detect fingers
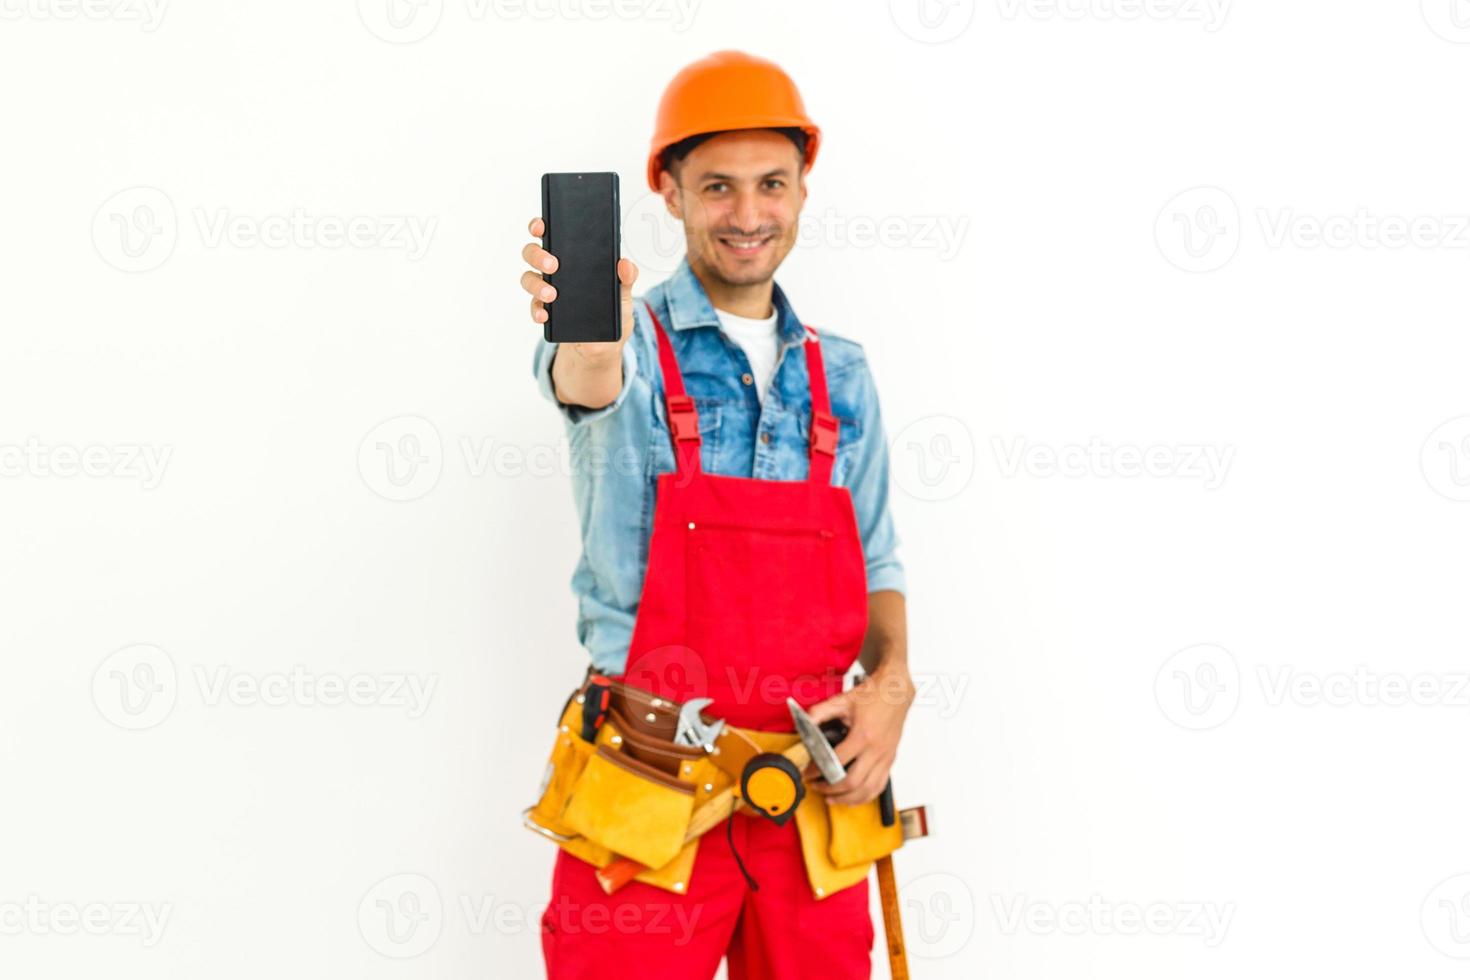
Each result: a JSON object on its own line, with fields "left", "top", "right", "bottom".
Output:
{"left": 520, "top": 269, "right": 556, "bottom": 301}
{"left": 803, "top": 692, "right": 854, "bottom": 728}
{"left": 830, "top": 725, "right": 869, "bottom": 768}
{"left": 522, "top": 220, "right": 558, "bottom": 328}
{"left": 522, "top": 240, "right": 558, "bottom": 276}
{"left": 815, "top": 753, "right": 892, "bottom": 806}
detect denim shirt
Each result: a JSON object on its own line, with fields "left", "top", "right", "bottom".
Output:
{"left": 532, "top": 257, "right": 905, "bottom": 674}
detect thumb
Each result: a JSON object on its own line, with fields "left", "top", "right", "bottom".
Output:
{"left": 617, "top": 258, "right": 639, "bottom": 344}
{"left": 802, "top": 693, "right": 852, "bottom": 728}
{"left": 618, "top": 257, "right": 639, "bottom": 293}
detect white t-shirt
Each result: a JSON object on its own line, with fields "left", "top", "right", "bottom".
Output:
{"left": 714, "top": 307, "right": 781, "bottom": 404}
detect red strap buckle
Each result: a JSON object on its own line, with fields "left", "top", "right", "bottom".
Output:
{"left": 666, "top": 394, "right": 701, "bottom": 443}
{"left": 810, "top": 410, "right": 839, "bottom": 456}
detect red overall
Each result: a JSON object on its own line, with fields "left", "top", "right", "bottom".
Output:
{"left": 540, "top": 302, "right": 874, "bottom": 979}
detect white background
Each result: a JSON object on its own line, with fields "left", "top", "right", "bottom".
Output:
{"left": 2, "top": 0, "right": 1469, "bottom": 977}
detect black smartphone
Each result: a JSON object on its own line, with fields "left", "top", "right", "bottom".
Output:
{"left": 540, "top": 172, "right": 620, "bottom": 344}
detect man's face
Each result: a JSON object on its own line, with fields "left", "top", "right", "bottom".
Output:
{"left": 659, "top": 129, "right": 808, "bottom": 288}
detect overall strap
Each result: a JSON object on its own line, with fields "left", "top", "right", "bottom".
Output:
{"left": 644, "top": 300, "right": 839, "bottom": 484}
{"left": 644, "top": 301, "right": 702, "bottom": 477}
{"left": 803, "top": 326, "right": 839, "bottom": 486}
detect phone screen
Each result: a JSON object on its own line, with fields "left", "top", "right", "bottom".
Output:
{"left": 541, "top": 172, "right": 620, "bottom": 344}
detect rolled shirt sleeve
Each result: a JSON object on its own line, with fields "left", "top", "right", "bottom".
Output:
{"left": 531, "top": 317, "right": 640, "bottom": 426}
{"left": 844, "top": 360, "right": 906, "bottom": 596}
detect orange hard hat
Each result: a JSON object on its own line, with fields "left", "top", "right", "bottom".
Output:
{"left": 646, "top": 50, "right": 821, "bottom": 192}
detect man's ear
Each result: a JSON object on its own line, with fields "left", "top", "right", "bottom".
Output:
{"left": 658, "top": 169, "right": 682, "bottom": 219}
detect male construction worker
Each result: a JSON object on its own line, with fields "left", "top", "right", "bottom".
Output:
{"left": 520, "top": 51, "right": 913, "bottom": 978}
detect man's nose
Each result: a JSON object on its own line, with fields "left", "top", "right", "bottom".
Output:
{"left": 730, "top": 188, "right": 765, "bottom": 232}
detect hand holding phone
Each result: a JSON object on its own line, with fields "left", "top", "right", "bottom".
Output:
{"left": 521, "top": 174, "right": 639, "bottom": 408}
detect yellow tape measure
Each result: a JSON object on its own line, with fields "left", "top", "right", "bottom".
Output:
{"left": 739, "top": 752, "right": 805, "bottom": 824}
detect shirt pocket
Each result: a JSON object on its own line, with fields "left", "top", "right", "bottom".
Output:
{"left": 645, "top": 399, "right": 723, "bottom": 479}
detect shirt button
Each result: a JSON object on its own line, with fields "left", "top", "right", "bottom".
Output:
{"left": 760, "top": 432, "right": 771, "bottom": 444}
{"left": 741, "top": 373, "right": 753, "bottom": 386}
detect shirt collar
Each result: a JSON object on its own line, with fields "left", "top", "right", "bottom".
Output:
{"left": 663, "top": 256, "right": 807, "bottom": 347}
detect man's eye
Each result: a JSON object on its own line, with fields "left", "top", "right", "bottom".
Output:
{"left": 765, "top": 179, "right": 785, "bottom": 190}
{"left": 705, "top": 182, "right": 728, "bottom": 193}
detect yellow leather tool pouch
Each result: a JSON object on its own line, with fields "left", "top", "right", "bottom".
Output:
{"left": 793, "top": 791, "right": 905, "bottom": 901}
{"left": 525, "top": 680, "right": 906, "bottom": 901}
{"left": 606, "top": 706, "right": 705, "bottom": 777}
{"left": 827, "top": 797, "right": 904, "bottom": 868}
{"left": 561, "top": 743, "right": 695, "bottom": 871}
{"left": 524, "top": 698, "right": 595, "bottom": 840}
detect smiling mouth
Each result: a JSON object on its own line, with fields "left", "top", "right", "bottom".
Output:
{"left": 718, "top": 234, "right": 775, "bottom": 254}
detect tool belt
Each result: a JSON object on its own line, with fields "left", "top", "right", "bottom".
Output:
{"left": 523, "top": 672, "right": 905, "bottom": 899}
